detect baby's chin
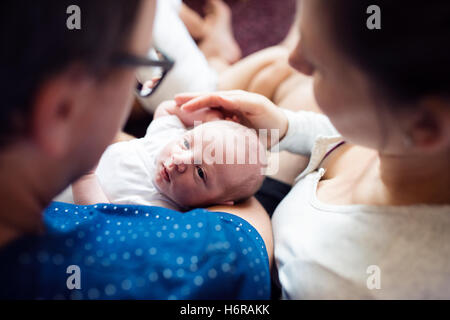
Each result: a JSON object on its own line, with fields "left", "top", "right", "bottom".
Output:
{"left": 153, "top": 166, "right": 220, "bottom": 209}
{"left": 152, "top": 173, "right": 188, "bottom": 208}
{"left": 153, "top": 164, "right": 172, "bottom": 197}
{"left": 152, "top": 173, "right": 164, "bottom": 193}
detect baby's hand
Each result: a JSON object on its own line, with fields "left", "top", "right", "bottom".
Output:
{"left": 224, "top": 115, "right": 240, "bottom": 123}
{"left": 180, "top": 107, "right": 225, "bottom": 127}
{"left": 201, "top": 108, "right": 225, "bottom": 122}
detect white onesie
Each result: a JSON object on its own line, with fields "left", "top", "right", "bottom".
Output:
{"left": 95, "top": 115, "right": 186, "bottom": 210}
{"left": 54, "top": 115, "right": 186, "bottom": 210}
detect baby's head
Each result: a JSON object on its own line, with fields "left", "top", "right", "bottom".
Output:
{"left": 154, "top": 120, "right": 267, "bottom": 208}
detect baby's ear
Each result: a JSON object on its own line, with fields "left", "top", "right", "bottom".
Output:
{"left": 219, "top": 200, "right": 234, "bottom": 206}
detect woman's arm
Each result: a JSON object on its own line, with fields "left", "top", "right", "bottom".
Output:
{"left": 72, "top": 172, "right": 109, "bottom": 205}
{"left": 208, "top": 197, "right": 273, "bottom": 268}
{"left": 274, "top": 109, "right": 339, "bottom": 156}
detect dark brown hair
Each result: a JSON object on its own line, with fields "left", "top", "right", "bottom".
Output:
{"left": 0, "top": 0, "right": 142, "bottom": 144}
{"left": 322, "top": 0, "right": 450, "bottom": 104}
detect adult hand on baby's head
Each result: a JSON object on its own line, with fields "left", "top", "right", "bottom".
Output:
{"left": 175, "top": 90, "right": 288, "bottom": 148}
{"left": 155, "top": 99, "right": 225, "bottom": 128}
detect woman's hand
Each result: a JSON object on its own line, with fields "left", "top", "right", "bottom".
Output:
{"left": 175, "top": 90, "right": 289, "bottom": 148}
{"left": 154, "top": 100, "right": 224, "bottom": 127}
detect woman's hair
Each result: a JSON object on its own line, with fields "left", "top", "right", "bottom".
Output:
{"left": 0, "top": 0, "right": 142, "bottom": 145}
{"left": 321, "top": 0, "right": 450, "bottom": 104}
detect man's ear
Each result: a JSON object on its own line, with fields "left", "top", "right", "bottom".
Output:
{"left": 31, "top": 66, "right": 91, "bottom": 158}
{"left": 409, "top": 98, "right": 450, "bottom": 153}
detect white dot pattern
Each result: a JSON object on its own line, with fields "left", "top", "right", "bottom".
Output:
{"left": 5, "top": 203, "right": 270, "bottom": 299}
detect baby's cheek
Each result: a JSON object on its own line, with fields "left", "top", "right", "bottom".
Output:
{"left": 185, "top": 187, "right": 205, "bottom": 203}
{"left": 176, "top": 187, "right": 210, "bottom": 207}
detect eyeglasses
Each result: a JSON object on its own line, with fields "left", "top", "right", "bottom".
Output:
{"left": 113, "top": 47, "right": 174, "bottom": 97}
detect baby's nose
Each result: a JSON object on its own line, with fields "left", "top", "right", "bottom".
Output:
{"left": 175, "top": 162, "right": 187, "bottom": 173}
{"left": 171, "top": 152, "right": 191, "bottom": 173}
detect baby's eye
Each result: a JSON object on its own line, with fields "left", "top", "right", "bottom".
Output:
{"left": 183, "top": 139, "right": 190, "bottom": 149}
{"left": 196, "top": 167, "right": 205, "bottom": 181}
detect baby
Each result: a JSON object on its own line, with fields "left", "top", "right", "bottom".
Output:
{"left": 71, "top": 101, "right": 267, "bottom": 211}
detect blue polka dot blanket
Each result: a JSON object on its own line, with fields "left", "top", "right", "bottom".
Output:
{"left": 0, "top": 202, "right": 270, "bottom": 299}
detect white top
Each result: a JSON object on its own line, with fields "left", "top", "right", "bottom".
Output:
{"left": 272, "top": 109, "right": 450, "bottom": 299}
{"left": 95, "top": 115, "right": 186, "bottom": 210}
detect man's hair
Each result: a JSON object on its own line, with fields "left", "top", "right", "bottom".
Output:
{"left": 0, "top": 0, "right": 142, "bottom": 146}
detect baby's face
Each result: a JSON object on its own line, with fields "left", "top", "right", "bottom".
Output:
{"left": 154, "top": 121, "right": 265, "bottom": 208}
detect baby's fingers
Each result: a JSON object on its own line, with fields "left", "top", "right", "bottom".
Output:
{"left": 232, "top": 115, "right": 240, "bottom": 123}
{"left": 225, "top": 115, "right": 240, "bottom": 123}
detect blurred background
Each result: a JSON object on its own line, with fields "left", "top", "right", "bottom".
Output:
{"left": 125, "top": 0, "right": 298, "bottom": 138}
{"left": 184, "top": 0, "right": 296, "bottom": 57}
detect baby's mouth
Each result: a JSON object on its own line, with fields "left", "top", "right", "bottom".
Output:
{"left": 161, "top": 163, "right": 171, "bottom": 183}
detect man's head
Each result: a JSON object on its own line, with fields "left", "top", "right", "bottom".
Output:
{"left": 154, "top": 121, "right": 267, "bottom": 208}
{"left": 0, "top": 0, "right": 157, "bottom": 232}
{"left": 0, "top": 0, "right": 155, "bottom": 182}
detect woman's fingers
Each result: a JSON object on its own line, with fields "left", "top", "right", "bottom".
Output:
{"left": 174, "top": 92, "right": 209, "bottom": 106}
{"left": 179, "top": 93, "right": 238, "bottom": 113}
